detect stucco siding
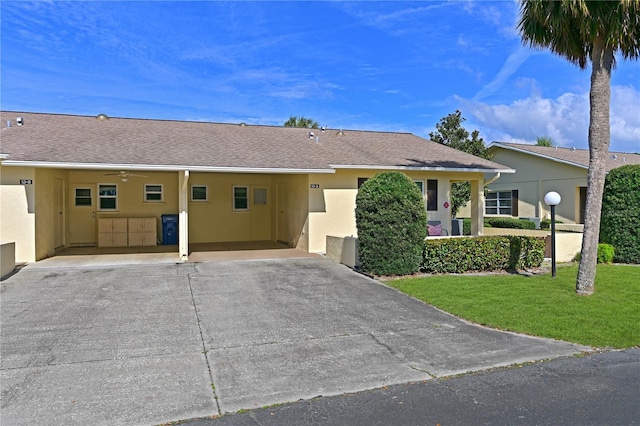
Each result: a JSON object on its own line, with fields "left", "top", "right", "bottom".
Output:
{"left": 35, "top": 168, "right": 69, "bottom": 260}
{"left": 488, "top": 149, "right": 587, "bottom": 223}
{"left": 307, "top": 169, "right": 481, "bottom": 253}
{"left": 188, "top": 173, "right": 273, "bottom": 243}
{"left": 0, "top": 165, "right": 36, "bottom": 263}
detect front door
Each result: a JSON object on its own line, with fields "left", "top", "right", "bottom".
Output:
{"left": 53, "top": 178, "right": 65, "bottom": 248}
{"left": 69, "top": 185, "right": 96, "bottom": 245}
{"left": 251, "top": 186, "right": 271, "bottom": 240}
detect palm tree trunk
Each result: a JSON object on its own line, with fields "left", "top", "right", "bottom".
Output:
{"left": 576, "top": 36, "right": 614, "bottom": 295}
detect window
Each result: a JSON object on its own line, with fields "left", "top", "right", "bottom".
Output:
{"left": 254, "top": 188, "right": 267, "bottom": 205}
{"left": 98, "top": 184, "right": 117, "bottom": 210}
{"left": 144, "top": 184, "right": 163, "bottom": 202}
{"left": 426, "top": 180, "right": 438, "bottom": 211}
{"left": 233, "top": 186, "right": 249, "bottom": 211}
{"left": 75, "top": 188, "right": 92, "bottom": 206}
{"left": 191, "top": 185, "right": 208, "bottom": 201}
{"left": 485, "top": 190, "right": 518, "bottom": 216}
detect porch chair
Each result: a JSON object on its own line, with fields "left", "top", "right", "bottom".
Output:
{"left": 427, "top": 220, "right": 449, "bottom": 236}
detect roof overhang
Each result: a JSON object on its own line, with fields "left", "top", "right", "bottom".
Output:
{"left": 0, "top": 160, "right": 336, "bottom": 174}
{"left": 489, "top": 142, "right": 589, "bottom": 170}
{"left": 330, "top": 164, "right": 515, "bottom": 174}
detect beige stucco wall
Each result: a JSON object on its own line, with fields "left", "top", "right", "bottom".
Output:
{"left": 307, "top": 169, "right": 485, "bottom": 253}
{"left": 67, "top": 170, "right": 179, "bottom": 245}
{"left": 188, "top": 172, "right": 273, "bottom": 243}
{"left": 0, "top": 165, "right": 36, "bottom": 263}
{"left": 487, "top": 149, "right": 587, "bottom": 223}
{"left": 35, "top": 168, "right": 69, "bottom": 260}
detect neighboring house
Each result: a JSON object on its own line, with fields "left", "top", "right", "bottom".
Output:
{"left": 480, "top": 142, "right": 640, "bottom": 225}
{"left": 0, "top": 111, "right": 513, "bottom": 263}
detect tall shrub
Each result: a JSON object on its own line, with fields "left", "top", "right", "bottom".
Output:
{"left": 600, "top": 165, "right": 640, "bottom": 263}
{"left": 355, "top": 172, "right": 427, "bottom": 275}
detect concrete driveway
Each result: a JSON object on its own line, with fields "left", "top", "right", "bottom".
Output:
{"left": 1, "top": 257, "right": 589, "bottom": 426}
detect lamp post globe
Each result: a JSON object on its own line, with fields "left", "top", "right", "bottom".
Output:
{"left": 544, "top": 191, "right": 561, "bottom": 206}
{"left": 544, "top": 191, "right": 561, "bottom": 278}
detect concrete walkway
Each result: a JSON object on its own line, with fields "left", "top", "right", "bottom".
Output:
{"left": 1, "top": 258, "right": 590, "bottom": 426}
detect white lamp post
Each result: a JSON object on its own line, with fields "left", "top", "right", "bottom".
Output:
{"left": 544, "top": 191, "right": 562, "bottom": 278}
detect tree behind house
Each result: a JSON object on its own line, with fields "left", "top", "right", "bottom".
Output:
{"left": 536, "top": 137, "right": 554, "bottom": 147}
{"left": 518, "top": 0, "right": 640, "bottom": 295}
{"left": 284, "top": 116, "right": 319, "bottom": 129}
{"left": 429, "top": 110, "right": 490, "bottom": 217}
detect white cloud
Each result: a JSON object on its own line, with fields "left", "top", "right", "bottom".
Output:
{"left": 457, "top": 85, "right": 640, "bottom": 153}
{"left": 473, "top": 46, "right": 533, "bottom": 100}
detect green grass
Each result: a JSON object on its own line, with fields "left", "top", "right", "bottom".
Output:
{"left": 388, "top": 264, "right": 640, "bottom": 349}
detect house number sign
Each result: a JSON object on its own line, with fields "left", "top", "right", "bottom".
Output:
{"left": 310, "top": 184, "right": 320, "bottom": 189}
{"left": 20, "top": 179, "right": 33, "bottom": 185}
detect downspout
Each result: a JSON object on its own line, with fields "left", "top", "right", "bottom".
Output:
{"left": 179, "top": 170, "right": 189, "bottom": 261}
{"left": 484, "top": 172, "right": 501, "bottom": 186}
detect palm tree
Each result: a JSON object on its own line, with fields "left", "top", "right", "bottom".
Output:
{"left": 284, "top": 116, "right": 319, "bottom": 129}
{"left": 536, "top": 136, "right": 553, "bottom": 147}
{"left": 518, "top": 1, "right": 639, "bottom": 295}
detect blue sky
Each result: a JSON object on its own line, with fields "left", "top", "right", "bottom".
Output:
{"left": 2, "top": 1, "right": 639, "bottom": 152}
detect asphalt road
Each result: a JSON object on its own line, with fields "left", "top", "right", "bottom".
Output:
{"left": 181, "top": 348, "right": 640, "bottom": 426}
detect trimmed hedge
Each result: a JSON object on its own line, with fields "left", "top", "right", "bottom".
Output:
{"left": 422, "top": 236, "right": 545, "bottom": 273}
{"left": 461, "top": 218, "right": 535, "bottom": 235}
{"left": 355, "top": 172, "right": 427, "bottom": 276}
{"left": 600, "top": 165, "right": 640, "bottom": 264}
{"left": 485, "top": 217, "right": 536, "bottom": 229}
{"left": 540, "top": 218, "right": 564, "bottom": 230}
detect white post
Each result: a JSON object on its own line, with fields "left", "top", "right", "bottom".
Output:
{"left": 178, "top": 170, "right": 190, "bottom": 261}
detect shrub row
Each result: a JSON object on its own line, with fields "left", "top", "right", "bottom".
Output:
{"left": 574, "top": 243, "right": 615, "bottom": 264}
{"left": 462, "top": 217, "right": 536, "bottom": 235}
{"left": 422, "top": 236, "right": 545, "bottom": 274}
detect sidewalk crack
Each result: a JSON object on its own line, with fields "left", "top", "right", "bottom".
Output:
{"left": 187, "top": 273, "right": 221, "bottom": 416}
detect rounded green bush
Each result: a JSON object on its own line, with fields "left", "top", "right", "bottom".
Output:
{"left": 355, "top": 172, "right": 427, "bottom": 276}
{"left": 600, "top": 165, "right": 640, "bottom": 264}
{"left": 575, "top": 243, "right": 616, "bottom": 264}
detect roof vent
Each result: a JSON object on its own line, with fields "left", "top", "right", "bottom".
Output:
{"left": 16, "top": 117, "right": 23, "bottom": 126}
{"left": 571, "top": 147, "right": 576, "bottom": 151}
{"left": 96, "top": 113, "right": 109, "bottom": 120}
{"left": 612, "top": 154, "right": 618, "bottom": 160}
{"left": 6, "top": 121, "right": 11, "bottom": 128}
{"left": 623, "top": 156, "right": 626, "bottom": 162}
{"left": 239, "top": 122, "right": 247, "bottom": 127}
{"left": 336, "top": 129, "right": 345, "bottom": 136}
{"left": 321, "top": 126, "right": 326, "bottom": 132}
{"left": 309, "top": 131, "right": 314, "bottom": 139}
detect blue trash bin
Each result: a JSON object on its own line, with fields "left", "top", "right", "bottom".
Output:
{"left": 161, "top": 214, "right": 179, "bottom": 245}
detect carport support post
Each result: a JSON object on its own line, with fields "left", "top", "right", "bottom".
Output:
{"left": 470, "top": 179, "right": 484, "bottom": 236}
{"left": 179, "top": 170, "right": 190, "bottom": 261}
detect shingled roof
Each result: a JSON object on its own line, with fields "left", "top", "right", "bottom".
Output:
{"left": 490, "top": 142, "right": 640, "bottom": 172}
{"left": 1, "top": 111, "right": 512, "bottom": 173}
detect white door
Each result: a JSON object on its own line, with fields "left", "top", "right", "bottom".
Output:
{"left": 69, "top": 185, "right": 96, "bottom": 245}
{"left": 276, "top": 183, "right": 289, "bottom": 244}
{"left": 54, "top": 178, "right": 65, "bottom": 248}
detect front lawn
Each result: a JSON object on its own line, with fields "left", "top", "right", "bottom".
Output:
{"left": 388, "top": 264, "right": 640, "bottom": 349}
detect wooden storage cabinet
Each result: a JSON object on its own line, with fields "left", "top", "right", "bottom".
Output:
{"left": 97, "top": 217, "right": 157, "bottom": 247}
{"left": 127, "top": 217, "right": 157, "bottom": 247}
{"left": 98, "top": 218, "right": 128, "bottom": 247}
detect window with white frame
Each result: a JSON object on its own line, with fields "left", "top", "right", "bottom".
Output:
{"left": 75, "top": 188, "right": 92, "bottom": 206}
{"left": 191, "top": 185, "right": 208, "bottom": 201}
{"left": 144, "top": 184, "right": 163, "bottom": 202}
{"left": 98, "top": 184, "right": 117, "bottom": 210}
{"left": 233, "top": 186, "right": 249, "bottom": 211}
{"left": 485, "top": 191, "right": 515, "bottom": 215}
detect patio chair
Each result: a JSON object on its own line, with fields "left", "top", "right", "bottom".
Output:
{"left": 427, "top": 220, "right": 449, "bottom": 236}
